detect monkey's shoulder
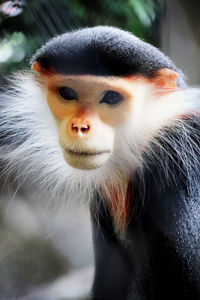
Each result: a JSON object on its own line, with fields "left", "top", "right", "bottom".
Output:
{"left": 144, "top": 115, "right": 200, "bottom": 181}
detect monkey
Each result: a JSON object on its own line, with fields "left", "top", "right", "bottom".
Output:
{"left": 0, "top": 26, "right": 200, "bottom": 300}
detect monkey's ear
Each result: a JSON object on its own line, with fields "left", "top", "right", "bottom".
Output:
{"left": 32, "top": 61, "right": 44, "bottom": 73}
{"left": 32, "top": 61, "right": 54, "bottom": 76}
{"left": 152, "top": 68, "right": 178, "bottom": 89}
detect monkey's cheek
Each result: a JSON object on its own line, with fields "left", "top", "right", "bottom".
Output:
{"left": 62, "top": 151, "right": 111, "bottom": 170}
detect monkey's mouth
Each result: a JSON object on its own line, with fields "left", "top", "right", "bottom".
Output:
{"left": 65, "top": 148, "right": 111, "bottom": 157}
{"left": 63, "top": 148, "right": 112, "bottom": 170}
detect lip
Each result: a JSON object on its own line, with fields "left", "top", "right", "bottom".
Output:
{"left": 65, "top": 148, "right": 111, "bottom": 157}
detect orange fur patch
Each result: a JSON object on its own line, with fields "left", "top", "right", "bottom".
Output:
{"left": 101, "top": 179, "right": 132, "bottom": 235}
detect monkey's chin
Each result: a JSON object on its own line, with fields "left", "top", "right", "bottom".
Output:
{"left": 62, "top": 149, "right": 111, "bottom": 170}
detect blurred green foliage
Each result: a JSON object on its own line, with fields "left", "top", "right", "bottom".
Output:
{"left": 0, "top": 0, "right": 165, "bottom": 74}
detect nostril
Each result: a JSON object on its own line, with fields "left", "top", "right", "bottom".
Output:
{"left": 81, "top": 125, "right": 90, "bottom": 133}
{"left": 72, "top": 123, "right": 78, "bottom": 133}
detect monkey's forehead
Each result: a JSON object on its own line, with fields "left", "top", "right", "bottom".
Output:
{"left": 31, "top": 26, "right": 184, "bottom": 86}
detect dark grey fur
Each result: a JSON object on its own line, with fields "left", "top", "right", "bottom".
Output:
{"left": 31, "top": 26, "right": 185, "bottom": 87}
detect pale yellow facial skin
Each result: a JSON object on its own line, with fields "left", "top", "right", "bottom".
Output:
{"left": 46, "top": 74, "right": 135, "bottom": 170}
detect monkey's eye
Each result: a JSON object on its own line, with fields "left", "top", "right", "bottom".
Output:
{"left": 100, "top": 90, "right": 123, "bottom": 105}
{"left": 59, "top": 87, "right": 78, "bottom": 101}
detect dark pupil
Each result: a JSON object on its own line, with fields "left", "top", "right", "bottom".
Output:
{"left": 100, "top": 90, "right": 123, "bottom": 105}
{"left": 59, "top": 87, "right": 77, "bottom": 100}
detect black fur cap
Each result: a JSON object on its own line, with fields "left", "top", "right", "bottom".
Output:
{"left": 31, "top": 26, "right": 185, "bottom": 87}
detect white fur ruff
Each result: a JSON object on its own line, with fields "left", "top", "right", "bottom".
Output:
{"left": 0, "top": 72, "right": 200, "bottom": 212}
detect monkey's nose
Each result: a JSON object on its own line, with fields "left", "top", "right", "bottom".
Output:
{"left": 68, "top": 118, "right": 91, "bottom": 137}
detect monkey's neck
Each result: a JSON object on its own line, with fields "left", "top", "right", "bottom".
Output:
{"left": 100, "top": 175, "right": 131, "bottom": 236}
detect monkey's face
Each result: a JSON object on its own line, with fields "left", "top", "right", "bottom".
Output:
{"left": 32, "top": 60, "right": 178, "bottom": 171}
{"left": 46, "top": 75, "right": 135, "bottom": 170}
